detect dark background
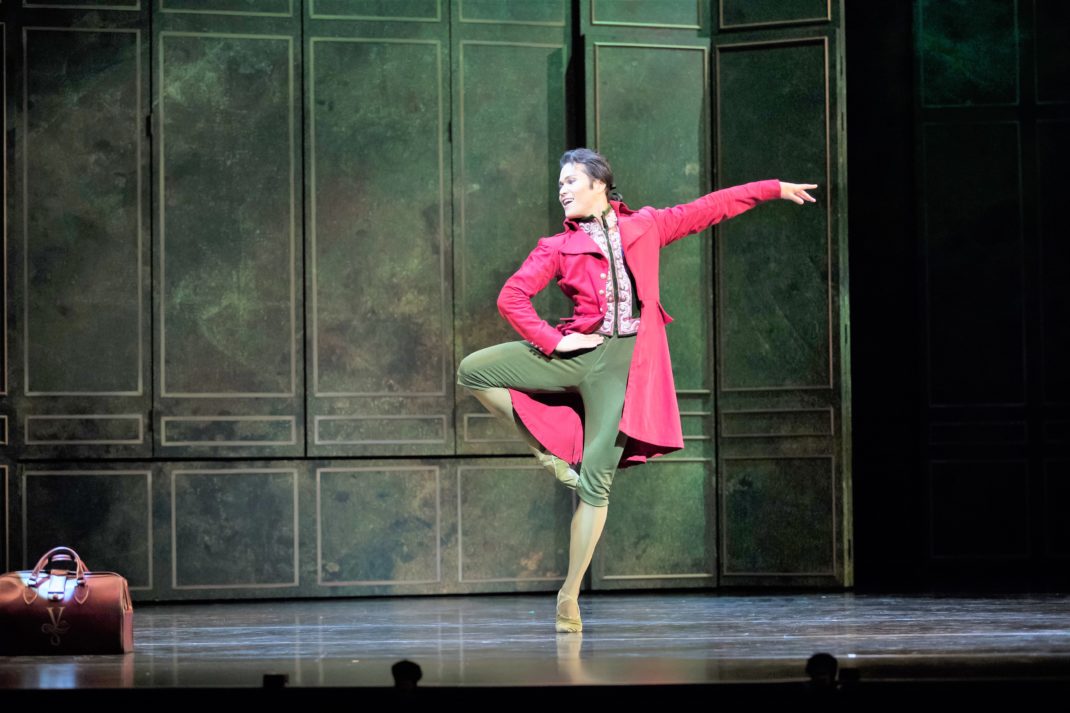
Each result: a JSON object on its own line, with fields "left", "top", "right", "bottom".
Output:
{"left": 1, "top": 0, "right": 1067, "bottom": 598}
{"left": 847, "top": 0, "right": 1070, "bottom": 591}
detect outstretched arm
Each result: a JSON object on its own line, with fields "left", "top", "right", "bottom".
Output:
{"left": 652, "top": 179, "right": 818, "bottom": 248}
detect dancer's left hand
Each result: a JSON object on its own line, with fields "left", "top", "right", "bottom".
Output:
{"left": 780, "top": 181, "right": 818, "bottom": 204}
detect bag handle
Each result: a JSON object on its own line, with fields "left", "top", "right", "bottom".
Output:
{"left": 28, "top": 546, "right": 87, "bottom": 586}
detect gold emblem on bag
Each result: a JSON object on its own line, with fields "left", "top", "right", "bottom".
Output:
{"left": 42, "top": 606, "right": 70, "bottom": 646}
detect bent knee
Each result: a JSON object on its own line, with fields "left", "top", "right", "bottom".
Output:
{"left": 456, "top": 353, "right": 483, "bottom": 389}
{"left": 577, "top": 474, "right": 611, "bottom": 508}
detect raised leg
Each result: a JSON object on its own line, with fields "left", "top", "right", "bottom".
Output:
{"left": 467, "top": 385, "right": 542, "bottom": 451}
{"left": 457, "top": 342, "right": 584, "bottom": 485}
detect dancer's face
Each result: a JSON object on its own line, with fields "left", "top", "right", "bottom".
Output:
{"left": 558, "top": 162, "right": 607, "bottom": 220}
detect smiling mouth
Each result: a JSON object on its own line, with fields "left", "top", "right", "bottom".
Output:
{"left": 561, "top": 198, "right": 573, "bottom": 208}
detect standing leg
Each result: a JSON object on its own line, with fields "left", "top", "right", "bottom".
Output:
{"left": 556, "top": 336, "right": 635, "bottom": 632}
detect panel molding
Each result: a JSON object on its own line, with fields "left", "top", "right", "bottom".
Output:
{"left": 309, "top": 0, "right": 442, "bottom": 22}
{"left": 720, "top": 407, "right": 834, "bottom": 438}
{"left": 158, "top": 32, "right": 297, "bottom": 399}
{"left": 592, "top": 41, "right": 709, "bottom": 151}
{"left": 160, "top": 415, "right": 297, "bottom": 446}
{"left": 315, "top": 465, "right": 442, "bottom": 586}
{"left": 597, "top": 459, "right": 715, "bottom": 583}
{"left": 455, "top": 37, "right": 567, "bottom": 323}
{"left": 601, "top": 572, "right": 713, "bottom": 580}
{"left": 458, "top": 0, "right": 565, "bottom": 27}
{"left": 170, "top": 467, "right": 299, "bottom": 589}
{"left": 591, "top": 0, "right": 701, "bottom": 30}
{"left": 24, "top": 414, "right": 144, "bottom": 445}
{"left": 24, "top": 1, "right": 139, "bottom": 8}
{"left": 159, "top": 0, "right": 293, "bottom": 17}
{"left": 314, "top": 415, "right": 447, "bottom": 445}
{"left": 462, "top": 413, "right": 521, "bottom": 444}
{"left": 720, "top": 454, "right": 837, "bottom": 576}
{"left": 22, "top": 26, "right": 145, "bottom": 397}
{"left": 21, "top": 469, "right": 153, "bottom": 590}
{"left": 456, "top": 465, "right": 570, "bottom": 583}
{"left": 308, "top": 36, "right": 447, "bottom": 398}
{"left": 715, "top": 36, "right": 833, "bottom": 392}
{"left": 718, "top": 0, "right": 831, "bottom": 30}
{"left": 680, "top": 410, "right": 713, "bottom": 442}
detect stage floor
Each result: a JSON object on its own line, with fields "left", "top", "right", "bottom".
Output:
{"left": 2, "top": 592, "right": 1069, "bottom": 689}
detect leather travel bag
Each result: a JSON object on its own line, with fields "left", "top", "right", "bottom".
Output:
{"left": 0, "top": 546, "right": 134, "bottom": 655}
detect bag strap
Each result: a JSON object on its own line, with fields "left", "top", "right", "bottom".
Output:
{"left": 28, "top": 546, "right": 87, "bottom": 587}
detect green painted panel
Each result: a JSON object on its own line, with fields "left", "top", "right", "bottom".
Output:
{"left": 24, "top": 0, "right": 138, "bottom": 7}
{"left": 171, "top": 468, "right": 297, "bottom": 587}
{"left": 591, "top": 0, "right": 700, "bottom": 27}
{"left": 160, "top": 0, "right": 292, "bottom": 14}
{"left": 457, "top": 465, "right": 572, "bottom": 581}
{"left": 310, "top": 38, "right": 445, "bottom": 396}
{"left": 1039, "top": 121, "right": 1069, "bottom": 403}
{"left": 462, "top": 412, "right": 519, "bottom": 444}
{"left": 25, "top": 415, "right": 143, "bottom": 445}
{"left": 680, "top": 411, "right": 710, "bottom": 439}
{"left": 314, "top": 416, "right": 446, "bottom": 445}
{"left": 460, "top": 0, "right": 565, "bottom": 24}
{"left": 24, "top": 28, "right": 142, "bottom": 394}
{"left": 722, "top": 457, "right": 834, "bottom": 574}
{"left": 310, "top": 0, "right": 439, "bottom": 20}
{"left": 721, "top": 409, "right": 832, "bottom": 437}
{"left": 923, "top": 122, "right": 1023, "bottom": 405}
{"left": 455, "top": 41, "right": 570, "bottom": 353}
{"left": 1036, "top": 1, "right": 1070, "bottom": 103}
{"left": 454, "top": 38, "right": 570, "bottom": 454}
{"left": 593, "top": 43, "right": 710, "bottom": 391}
{"left": 918, "top": 0, "right": 1018, "bottom": 106}
{"left": 160, "top": 34, "right": 295, "bottom": 396}
{"left": 931, "top": 461, "right": 1029, "bottom": 557}
{"left": 718, "top": 42, "right": 828, "bottom": 390}
{"left": 720, "top": 0, "right": 827, "bottom": 27}
{"left": 317, "top": 467, "right": 439, "bottom": 584}
{"left": 21, "top": 469, "right": 152, "bottom": 587}
{"left": 160, "top": 416, "right": 295, "bottom": 446}
{"left": 599, "top": 460, "right": 712, "bottom": 579}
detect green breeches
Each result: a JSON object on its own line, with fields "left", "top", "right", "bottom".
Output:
{"left": 457, "top": 335, "right": 636, "bottom": 507}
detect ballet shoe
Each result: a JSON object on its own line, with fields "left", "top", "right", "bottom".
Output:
{"left": 555, "top": 591, "right": 582, "bottom": 633}
{"left": 548, "top": 454, "right": 579, "bottom": 490}
{"left": 530, "top": 447, "right": 579, "bottom": 490}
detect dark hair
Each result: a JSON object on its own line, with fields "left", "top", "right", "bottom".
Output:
{"left": 559, "top": 147, "right": 623, "bottom": 202}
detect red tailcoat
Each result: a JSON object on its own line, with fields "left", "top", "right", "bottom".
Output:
{"left": 497, "top": 179, "right": 781, "bottom": 468}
